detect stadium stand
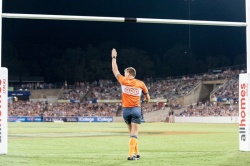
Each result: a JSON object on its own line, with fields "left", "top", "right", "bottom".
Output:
{"left": 8, "top": 66, "right": 245, "bottom": 119}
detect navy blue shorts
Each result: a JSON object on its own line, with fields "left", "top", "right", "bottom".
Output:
{"left": 123, "top": 107, "right": 142, "bottom": 124}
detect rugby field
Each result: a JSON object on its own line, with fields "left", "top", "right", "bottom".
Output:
{"left": 0, "top": 122, "right": 249, "bottom": 166}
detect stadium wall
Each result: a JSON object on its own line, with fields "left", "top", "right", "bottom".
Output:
{"left": 8, "top": 116, "right": 113, "bottom": 122}
{"left": 29, "top": 89, "right": 61, "bottom": 99}
{"left": 174, "top": 116, "right": 238, "bottom": 123}
{"left": 7, "top": 116, "right": 239, "bottom": 123}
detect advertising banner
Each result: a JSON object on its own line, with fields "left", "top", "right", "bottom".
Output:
{"left": 43, "top": 116, "right": 78, "bottom": 122}
{"left": 8, "top": 116, "right": 42, "bottom": 122}
{"left": 8, "top": 91, "right": 31, "bottom": 97}
{"left": 239, "top": 74, "right": 250, "bottom": 151}
{"left": 78, "top": 116, "right": 113, "bottom": 122}
{"left": 8, "top": 116, "right": 113, "bottom": 123}
{"left": 0, "top": 68, "right": 8, "bottom": 154}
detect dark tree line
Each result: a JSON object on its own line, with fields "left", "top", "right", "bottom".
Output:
{"left": 2, "top": 40, "right": 246, "bottom": 84}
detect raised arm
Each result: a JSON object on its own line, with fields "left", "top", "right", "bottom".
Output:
{"left": 111, "top": 48, "right": 120, "bottom": 78}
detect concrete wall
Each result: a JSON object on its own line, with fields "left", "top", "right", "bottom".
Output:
{"left": 30, "top": 89, "right": 61, "bottom": 99}
{"left": 113, "top": 108, "right": 170, "bottom": 122}
{"left": 113, "top": 116, "right": 124, "bottom": 122}
{"left": 175, "top": 116, "right": 238, "bottom": 123}
{"left": 143, "top": 108, "right": 170, "bottom": 122}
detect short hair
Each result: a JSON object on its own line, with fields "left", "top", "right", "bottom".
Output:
{"left": 125, "top": 67, "right": 136, "bottom": 77}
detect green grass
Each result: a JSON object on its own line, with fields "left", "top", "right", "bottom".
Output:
{"left": 0, "top": 122, "right": 250, "bottom": 166}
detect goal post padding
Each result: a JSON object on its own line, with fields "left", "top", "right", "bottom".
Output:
{"left": 0, "top": 67, "right": 8, "bottom": 154}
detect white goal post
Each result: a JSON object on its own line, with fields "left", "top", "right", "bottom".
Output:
{"left": 0, "top": 0, "right": 249, "bottom": 154}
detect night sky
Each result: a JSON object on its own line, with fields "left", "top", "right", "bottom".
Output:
{"left": 1, "top": 0, "right": 247, "bottom": 79}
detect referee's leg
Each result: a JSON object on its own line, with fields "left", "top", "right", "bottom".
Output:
{"left": 128, "top": 107, "right": 141, "bottom": 159}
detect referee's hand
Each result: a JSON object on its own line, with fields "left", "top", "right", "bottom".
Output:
{"left": 112, "top": 48, "right": 117, "bottom": 58}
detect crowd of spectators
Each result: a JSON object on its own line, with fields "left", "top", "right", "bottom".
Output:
{"left": 176, "top": 68, "right": 242, "bottom": 117}
{"left": 17, "top": 82, "right": 54, "bottom": 90}
{"left": 58, "top": 81, "right": 90, "bottom": 100}
{"left": 57, "top": 77, "right": 201, "bottom": 102}
{"left": 8, "top": 67, "right": 245, "bottom": 117}
{"left": 211, "top": 77, "right": 239, "bottom": 104}
{"left": 8, "top": 100, "right": 119, "bottom": 117}
{"left": 8, "top": 100, "right": 157, "bottom": 117}
{"left": 147, "top": 76, "right": 200, "bottom": 101}
{"left": 179, "top": 101, "right": 238, "bottom": 117}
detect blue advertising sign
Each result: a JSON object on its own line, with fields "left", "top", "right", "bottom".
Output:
{"left": 78, "top": 116, "right": 113, "bottom": 122}
{"left": 8, "top": 116, "right": 113, "bottom": 122}
{"left": 8, "top": 116, "right": 42, "bottom": 122}
{"left": 96, "top": 117, "right": 113, "bottom": 122}
{"left": 43, "top": 116, "right": 78, "bottom": 122}
{"left": 8, "top": 91, "right": 31, "bottom": 97}
{"left": 78, "top": 117, "right": 95, "bottom": 122}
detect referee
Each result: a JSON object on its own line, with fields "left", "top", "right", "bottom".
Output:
{"left": 111, "top": 48, "right": 150, "bottom": 160}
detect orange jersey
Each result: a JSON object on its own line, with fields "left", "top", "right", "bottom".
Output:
{"left": 117, "top": 74, "right": 148, "bottom": 107}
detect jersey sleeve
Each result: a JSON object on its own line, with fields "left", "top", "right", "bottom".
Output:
{"left": 141, "top": 82, "right": 149, "bottom": 95}
{"left": 117, "top": 74, "right": 125, "bottom": 84}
